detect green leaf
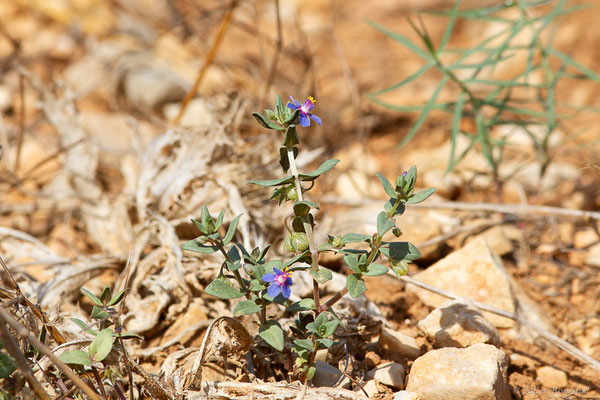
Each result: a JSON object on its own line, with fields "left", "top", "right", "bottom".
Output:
{"left": 294, "top": 339, "right": 315, "bottom": 352}
{"left": 365, "top": 263, "right": 388, "bottom": 277}
{"left": 317, "top": 338, "right": 334, "bottom": 349}
{"left": 181, "top": 240, "right": 219, "bottom": 254}
{"left": 71, "top": 318, "right": 98, "bottom": 335}
{"left": 306, "top": 312, "right": 328, "bottom": 333}
{"left": 252, "top": 112, "right": 283, "bottom": 130}
{"left": 287, "top": 298, "right": 315, "bottom": 312}
{"left": 293, "top": 201, "right": 319, "bottom": 217}
{"left": 380, "top": 242, "right": 421, "bottom": 262}
{"left": 249, "top": 175, "right": 295, "bottom": 187}
{"left": 376, "top": 173, "right": 397, "bottom": 199}
{"left": 398, "top": 75, "right": 450, "bottom": 148}
{"left": 341, "top": 233, "right": 372, "bottom": 244}
{"left": 191, "top": 218, "right": 207, "bottom": 235}
{"left": 438, "top": 0, "right": 460, "bottom": 53}
{"left": 377, "top": 211, "right": 395, "bottom": 236}
{"left": 204, "top": 279, "right": 245, "bottom": 299}
{"left": 306, "top": 364, "right": 317, "bottom": 380}
{"left": 91, "top": 306, "right": 109, "bottom": 320}
{"left": 367, "top": 62, "right": 434, "bottom": 97}
{"left": 81, "top": 288, "right": 102, "bottom": 307}
{"left": 449, "top": 90, "right": 466, "bottom": 171}
{"left": 59, "top": 350, "right": 91, "bottom": 366}
{"left": 309, "top": 267, "right": 332, "bottom": 284}
{"left": 118, "top": 332, "right": 144, "bottom": 341}
{"left": 321, "top": 320, "right": 339, "bottom": 338}
{"left": 259, "top": 320, "right": 285, "bottom": 351}
{"left": 279, "top": 146, "right": 298, "bottom": 172}
{"left": 215, "top": 210, "right": 226, "bottom": 231}
{"left": 547, "top": 47, "right": 600, "bottom": 82}
{"left": 346, "top": 274, "right": 367, "bottom": 298}
{"left": 298, "top": 159, "right": 340, "bottom": 181}
{"left": 284, "top": 250, "right": 310, "bottom": 268}
{"left": 223, "top": 214, "right": 243, "bottom": 245}
{"left": 367, "top": 20, "right": 433, "bottom": 61}
{"left": 107, "top": 289, "right": 126, "bottom": 307}
{"left": 343, "top": 254, "right": 361, "bottom": 274}
{"left": 233, "top": 300, "right": 263, "bottom": 315}
{"left": 89, "top": 328, "right": 113, "bottom": 362}
{"left": 99, "top": 286, "right": 111, "bottom": 305}
{"left": 407, "top": 188, "right": 436, "bottom": 204}
{"left": 0, "top": 352, "right": 17, "bottom": 378}
{"left": 283, "top": 124, "right": 299, "bottom": 147}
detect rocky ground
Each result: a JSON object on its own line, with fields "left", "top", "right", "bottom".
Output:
{"left": 0, "top": 0, "right": 599, "bottom": 399}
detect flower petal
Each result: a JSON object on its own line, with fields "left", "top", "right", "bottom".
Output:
{"left": 308, "top": 113, "right": 322, "bottom": 126}
{"left": 273, "top": 268, "right": 283, "bottom": 275}
{"left": 287, "top": 102, "right": 299, "bottom": 110}
{"left": 281, "top": 284, "right": 291, "bottom": 298}
{"left": 262, "top": 273, "right": 276, "bottom": 283}
{"left": 289, "top": 96, "right": 301, "bottom": 106}
{"left": 298, "top": 113, "right": 310, "bottom": 127}
{"left": 302, "top": 98, "right": 314, "bottom": 112}
{"left": 267, "top": 282, "right": 281, "bottom": 297}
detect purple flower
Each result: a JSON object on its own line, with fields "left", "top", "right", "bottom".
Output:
{"left": 287, "top": 96, "right": 322, "bottom": 127}
{"left": 262, "top": 267, "right": 293, "bottom": 298}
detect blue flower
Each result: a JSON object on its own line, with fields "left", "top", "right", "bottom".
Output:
{"left": 287, "top": 96, "right": 322, "bottom": 127}
{"left": 262, "top": 267, "right": 293, "bottom": 298}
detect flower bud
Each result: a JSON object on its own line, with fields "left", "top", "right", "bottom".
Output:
{"left": 286, "top": 186, "right": 298, "bottom": 201}
{"left": 284, "top": 232, "right": 309, "bottom": 252}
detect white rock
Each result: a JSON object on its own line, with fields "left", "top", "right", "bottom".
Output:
{"left": 406, "top": 343, "right": 511, "bottom": 400}
{"left": 367, "top": 362, "right": 405, "bottom": 389}
{"left": 163, "top": 98, "right": 215, "bottom": 128}
{"left": 354, "top": 380, "right": 379, "bottom": 397}
{"left": 124, "top": 64, "right": 187, "bottom": 110}
{"left": 536, "top": 366, "right": 568, "bottom": 389}
{"left": 418, "top": 299, "right": 501, "bottom": 348}
{"left": 312, "top": 361, "right": 342, "bottom": 387}
{"left": 407, "top": 237, "right": 515, "bottom": 328}
{"left": 379, "top": 327, "right": 422, "bottom": 360}
{"left": 393, "top": 391, "right": 422, "bottom": 400}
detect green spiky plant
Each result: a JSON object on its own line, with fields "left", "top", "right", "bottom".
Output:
{"left": 367, "top": 0, "right": 600, "bottom": 198}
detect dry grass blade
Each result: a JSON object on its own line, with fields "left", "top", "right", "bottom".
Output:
{"left": 171, "top": 0, "right": 238, "bottom": 125}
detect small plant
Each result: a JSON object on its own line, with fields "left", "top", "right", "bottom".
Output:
{"left": 367, "top": 0, "right": 600, "bottom": 195}
{"left": 58, "top": 286, "right": 141, "bottom": 398}
{"left": 183, "top": 95, "right": 434, "bottom": 382}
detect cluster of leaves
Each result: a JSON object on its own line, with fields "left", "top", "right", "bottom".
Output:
{"left": 58, "top": 286, "right": 141, "bottom": 396}
{"left": 183, "top": 96, "right": 435, "bottom": 381}
{"left": 368, "top": 0, "right": 600, "bottom": 187}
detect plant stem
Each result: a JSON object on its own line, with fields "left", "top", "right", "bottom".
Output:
{"left": 90, "top": 366, "right": 107, "bottom": 399}
{"left": 286, "top": 148, "right": 321, "bottom": 312}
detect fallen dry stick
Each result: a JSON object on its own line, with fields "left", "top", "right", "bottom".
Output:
{"left": 398, "top": 274, "right": 600, "bottom": 373}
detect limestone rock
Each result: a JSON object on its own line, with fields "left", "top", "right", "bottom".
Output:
{"left": 393, "top": 391, "right": 422, "bottom": 400}
{"left": 354, "top": 380, "right": 379, "bottom": 398}
{"left": 407, "top": 237, "right": 515, "bottom": 328}
{"left": 536, "top": 366, "right": 568, "bottom": 389}
{"left": 312, "top": 361, "right": 342, "bottom": 387}
{"left": 379, "top": 327, "right": 423, "bottom": 360}
{"left": 367, "top": 362, "right": 405, "bottom": 389}
{"left": 406, "top": 343, "right": 511, "bottom": 400}
{"left": 418, "top": 299, "right": 501, "bottom": 348}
